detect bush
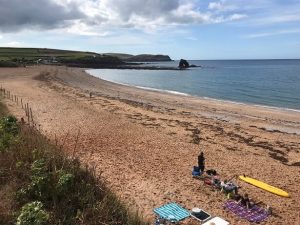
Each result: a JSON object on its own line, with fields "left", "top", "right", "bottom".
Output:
{"left": 56, "top": 170, "right": 74, "bottom": 194}
{"left": 0, "top": 115, "right": 19, "bottom": 152}
{"left": 28, "top": 159, "right": 50, "bottom": 199}
{"left": 0, "top": 115, "right": 19, "bottom": 135}
{"left": 16, "top": 201, "right": 49, "bottom": 225}
{"left": 0, "top": 60, "right": 19, "bottom": 67}
{"left": 0, "top": 132, "right": 14, "bottom": 152}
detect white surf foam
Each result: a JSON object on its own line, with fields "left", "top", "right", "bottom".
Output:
{"left": 135, "top": 86, "right": 190, "bottom": 96}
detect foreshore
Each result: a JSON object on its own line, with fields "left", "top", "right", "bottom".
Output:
{"left": 1, "top": 65, "right": 299, "bottom": 224}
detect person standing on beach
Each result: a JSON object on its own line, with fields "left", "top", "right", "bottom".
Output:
{"left": 198, "top": 152, "right": 205, "bottom": 173}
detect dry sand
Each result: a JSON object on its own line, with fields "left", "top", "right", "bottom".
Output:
{"left": 0, "top": 65, "right": 299, "bottom": 224}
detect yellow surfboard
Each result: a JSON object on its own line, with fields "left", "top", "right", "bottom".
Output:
{"left": 239, "top": 175, "right": 289, "bottom": 197}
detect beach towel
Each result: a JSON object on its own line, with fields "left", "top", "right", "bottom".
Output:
{"left": 224, "top": 200, "right": 269, "bottom": 223}
{"left": 154, "top": 202, "right": 190, "bottom": 222}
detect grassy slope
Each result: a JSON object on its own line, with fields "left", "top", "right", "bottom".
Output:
{"left": 0, "top": 47, "right": 98, "bottom": 61}
{"left": 0, "top": 48, "right": 171, "bottom": 62}
{"left": 0, "top": 101, "right": 8, "bottom": 116}
{"left": 103, "top": 53, "right": 172, "bottom": 61}
{"left": 103, "top": 53, "right": 134, "bottom": 60}
{"left": 0, "top": 100, "right": 146, "bottom": 225}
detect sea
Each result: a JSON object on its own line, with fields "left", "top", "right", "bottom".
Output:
{"left": 87, "top": 59, "right": 300, "bottom": 111}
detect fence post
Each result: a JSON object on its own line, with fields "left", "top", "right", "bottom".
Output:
{"left": 30, "top": 108, "right": 33, "bottom": 123}
{"left": 24, "top": 103, "right": 27, "bottom": 116}
{"left": 27, "top": 103, "right": 30, "bottom": 123}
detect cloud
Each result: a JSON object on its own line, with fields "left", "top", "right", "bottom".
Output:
{"left": 64, "top": 20, "right": 112, "bottom": 36}
{"left": 235, "top": 1, "right": 300, "bottom": 26}
{"left": 0, "top": 0, "right": 247, "bottom": 34}
{"left": 208, "top": 2, "right": 223, "bottom": 10}
{"left": 245, "top": 28, "right": 300, "bottom": 38}
{"left": 105, "top": 0, "right": 180, "bottom": 21}
{"left": 0, "top": 41, "right": 22, "bottom": 47}
{"left": 89, "top": 0, "right": 246, "bottom": 31}
{"left": 185, "top": 36, "right": 198, "bottom": 41}
{"left": 255, "top": 13, "right": 300, "bottom": 25}
{"left": 0, "top": 0, "right": 84, "bottom": 32}
{"left": 229, "top": 14, "right": 247, "bottom": 20}
{"left": 208, "top": 0, "right": 237, "bottom": 11}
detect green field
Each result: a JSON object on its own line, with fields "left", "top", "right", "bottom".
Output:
{"left": 103, "top": 53, "right": 134, "bottom": 60}
{"left": 0, "top": 47, "right": 99, "bottom": 61}
{"left": 0, "top": 47, "right": 171, "bottom": 68}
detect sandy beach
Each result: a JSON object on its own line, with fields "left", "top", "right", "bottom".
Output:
{"left": 0, "top": 65, "right": 299, "bottom": 224}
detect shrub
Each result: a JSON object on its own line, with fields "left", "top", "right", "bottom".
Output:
{"left": 31, "top": 160, "right": 49, "bottom": 192}
{"left": 0, "top": 115, "right": 19, "bottom": 152}
{"left": 18, "top": 159, "right": 50, "bottom": 201}
{"left": 16, "top": 201, "right": 49, "bottom": 225}
{"left": 0, "top": 60, "right": 19, "bottom": 67}
{"left": 0, "top": 115, "right": 19, "bottom": 135}
{"left": 0, "top": 132, "right": 14, "bottom": 152}
{"left": 56, "top": 170, "right": 74, "bottom": 194}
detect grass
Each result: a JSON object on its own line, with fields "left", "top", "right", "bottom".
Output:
{"left": 0, "top": 47, "right": 98, "bottom": 62}
{"left": 103, "top": 53, "right": 134, "bottom": 60}
{"left": 0, "top": 101, "right": 8, "bottom": 116}
{"left": 0, "top": 47, "right": 126, "bottom": 68}
{"left": 0, "top": 100, "right": 146, "bottom": 225}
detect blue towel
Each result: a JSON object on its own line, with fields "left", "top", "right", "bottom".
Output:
{"left": 154, "top": 202, "right": 190, "bottom": 222}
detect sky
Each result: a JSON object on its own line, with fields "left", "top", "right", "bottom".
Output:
{"left": 0, "top": 0, "right": 300, "bottom": 60}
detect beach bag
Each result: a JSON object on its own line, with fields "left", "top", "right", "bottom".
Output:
{"left": 192, "top": 166, "right": 201, "bottom": 176}
{"left": 206, "top": 169, "right": 217, "bottom": 176}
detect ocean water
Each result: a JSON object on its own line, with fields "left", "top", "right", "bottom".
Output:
{"left": 87, "top": 60, "right": 300, "bottom": 111}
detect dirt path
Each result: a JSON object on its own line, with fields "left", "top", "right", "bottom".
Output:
{"left": 1, "top": 66, "right": 299, "bottom": 224}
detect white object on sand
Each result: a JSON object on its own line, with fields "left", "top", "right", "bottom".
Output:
{"left": 192, "top": 207, "right": 201, "bottom": 213}
{"left": 202, "top": 216, "right": 229, "bottom": 225}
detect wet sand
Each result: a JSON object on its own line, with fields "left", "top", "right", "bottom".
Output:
{"left": 0, "top": 65, "right": 299, "bottom": 224}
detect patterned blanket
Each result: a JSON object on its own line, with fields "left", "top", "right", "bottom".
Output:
{"left": 154, "top": 202, "right": 190, "bottom": 222}
{"left": 224, "top": 200, "right": 269, "bottom": 223}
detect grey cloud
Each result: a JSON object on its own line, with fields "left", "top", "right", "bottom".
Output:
{"left": 0, "top": 0, "right": 84, "bottom": 32}
{"left": 84, "top": 15, "right": 108, "bottom": 26}
{"left": 103, "top": 0, "right": 238, "bottom": 27}
{"left": 108, "top": 0, "right": 180, "bottom": 20}
{"left": 0, "top": 0, "right": 247, "bottom": 34}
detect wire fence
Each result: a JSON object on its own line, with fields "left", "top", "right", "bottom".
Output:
{"left": 0, "top": 85, "right": 81, "bottom": 154}
{"left": 0, "top": 86, "right": 37, "bottom": 129}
